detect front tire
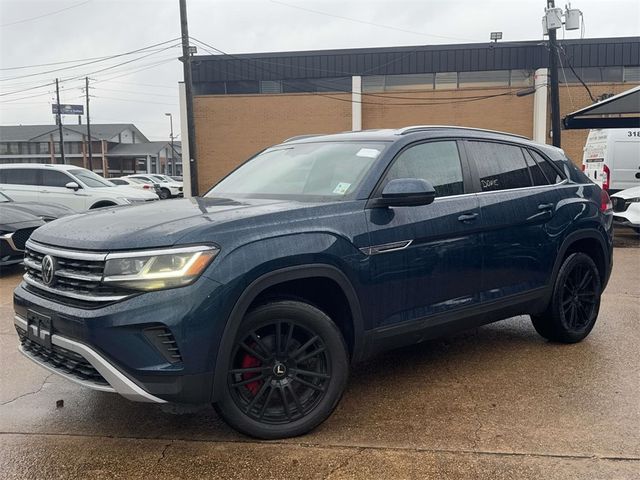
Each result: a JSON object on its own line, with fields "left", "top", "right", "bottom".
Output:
{"left": 215, "top": 300, "right": 349, "bottom": 439}
{"left": 531, "top": 252, "right": 602, "bottom": 343}
{"left": 159, "top": 188, "right": 171, "bottom": 200}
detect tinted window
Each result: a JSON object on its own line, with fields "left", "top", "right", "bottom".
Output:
{"left": 383, "top": 141, "right": 464, "bottom": 197}
{"left": 0, "top": 168, "right": 38, "bottom": 185}
{"left": 68, "top": 169, "right": 112, "bottom": 188}
{"left": 528, "top": 150, "right": 563, "bottom": 184}
{"left": 522, "top": 149, "right": 548, "bottom": 186}
{"left": 110, "top": 179, "right": 127, "bottom": 185}
{"left": 41, "top": 169, "right": 72, "bottom": 187}
{"left": 469, "top": 142, "right": 531, "bottom": 191}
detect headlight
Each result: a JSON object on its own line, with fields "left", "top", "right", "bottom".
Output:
{"left": 627, "top": 197, "right": 640, "bottom": 203}
{"left": 103, "top": 245, "right": 218, "bottom": 291}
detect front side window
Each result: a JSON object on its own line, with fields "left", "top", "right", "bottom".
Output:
{"left": 468, "top": 141, "right": 532, "bottom": 192}
{"left": 382, "top": 141, "right": 464, "bottom": 197}
{"left": 0, "top": 168, "right": 38, "bottom": 186}
{"left": 68, "top": 169, "right": 113, "bottom": 188}
{"left": 41, "top": 169, "right": 73, "bottom": 187}
{"left": 208, "top": 142, "right": 388, "bottom": 200}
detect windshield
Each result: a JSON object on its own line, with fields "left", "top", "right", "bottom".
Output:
{"left": 152, "top": 175, "right": 169, "bottom": 183}
{"left": 0, "top": 192, "right": 11, "bottom": 202}
{"left": 207, "top": 142, "right": 387, "bottom": 200}
{"left": 69, "top": 169, "right": 114, "bottom": 188}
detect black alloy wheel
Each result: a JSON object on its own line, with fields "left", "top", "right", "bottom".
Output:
{"left": 215, "top": 301, "right": 349, "bottom": 439}
{"left": 531, "top": 252, "right": 602, "bottom": 343}
{"left": 159, "top": 188, "right": 171, "bottom": 200}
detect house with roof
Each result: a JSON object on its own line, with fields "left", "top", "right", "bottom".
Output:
{"left": 0, "top": 124, "right": 181, "bottom": 177}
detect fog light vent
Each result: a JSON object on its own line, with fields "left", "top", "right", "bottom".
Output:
{"left": 144, "top": 326, "right": 183, "bottom": 364}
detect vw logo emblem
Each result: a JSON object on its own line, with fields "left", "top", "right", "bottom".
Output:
{"left": 41, "top": 255, "right": 56, "bottom": 286}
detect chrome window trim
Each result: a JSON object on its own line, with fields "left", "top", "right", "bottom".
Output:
{"left": 360, "top": 240, "right": 413, "bottom": 256}
{"left": 23, "top": 274, "right": 128, "bottom": 302}
{"left": 14, "top": 315, "right": 165, "bottom": 403}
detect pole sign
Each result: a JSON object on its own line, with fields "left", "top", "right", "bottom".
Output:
{"left": 52, "top": 104, "right": 84, "bottom": 115}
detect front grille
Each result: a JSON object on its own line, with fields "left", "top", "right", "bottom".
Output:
{"left": 612, "top": 197, "right": 631, "bottom": 213}
{"left": 17, "top": 328, "right": 108, "bottom": 386}
{"left": 23, "top": 241, "right": 133, "bottom": 305}
{"left": 11, "top": 227, "right": 38, "bottom": 251}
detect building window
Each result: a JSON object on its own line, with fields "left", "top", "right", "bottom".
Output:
{"left": 510, "top": 70, "right": 534, "bottom": 87}
{"left": 435, "top": 72, "right": 458, "bottom": 90}
{"left": 458, "top": 70, "right": 510, "bottom": 88}
{"left": 260, "top": 80, "right": 282, "bottom": 94}
{"left": 623, "top": 66, "right": 640, "bottom": 83}
{"left": 0, "top": 143, "right": 8, "bottom": 154}
{"left": 559, "top": 66, "right": 623, "bottom": 84}
{"left": 225, "top": 81, "right": 259, "bottom": 94}
{"left": 362, "top": 74, "right": 434, "bottom": 92}
{"left": 282, "top": 77, "right": 351, "bottom": 94}
{"left": 40, "top": 142, "right": 50, "bottom": 154}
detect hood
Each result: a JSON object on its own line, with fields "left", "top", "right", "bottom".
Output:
{"left": 0, "top": 204, "right": 45, "bottom": 231}
{"left": 30, "top": 196, "right": 316, "bottom": 251}
{"left": 611, "top": 186, "right": 640, "bottom": 200}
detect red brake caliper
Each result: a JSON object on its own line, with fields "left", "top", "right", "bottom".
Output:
{"left": 241, "top": 349, "right": 262, "bottom": 396}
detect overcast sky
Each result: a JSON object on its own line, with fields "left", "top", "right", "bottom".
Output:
{"left": 1, "top": 0, "right": 638, "bottom": 140}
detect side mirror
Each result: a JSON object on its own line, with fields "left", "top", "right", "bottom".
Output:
{"left": 65, "top": 181, "right": 80, "bottom": 191}
{"left": 375, "top": 178, "right": 436, "bottom": 207}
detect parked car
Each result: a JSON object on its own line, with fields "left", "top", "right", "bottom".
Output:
{"left": 13, "top": 126, "right": 613, "bottom": 439}
{"left": 0, "top": 164, "right": 157, "bottom": 212}
{"left": 128, "top": 174, "right": 183, "bottom": 199}
{"left": 0, "top": 191, "right": 72, "bottom": 268}
{"left": 582, "top": 128, "right": 640, "bottom": 193}
{"left": 110, "top": 177, "right": 162, "bottom": 199}
{"left": 611, "top": 186, "right": 640, "bottom": 234}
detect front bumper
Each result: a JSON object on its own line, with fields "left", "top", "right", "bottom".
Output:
{"left": 612, "top": 201, "right": 640, "bottom": 229}
{"left": 13, "top": 274, "right": 228, "bottom": 403}
{"left": 14, "top": 314, "right": 165, "bottom": 403}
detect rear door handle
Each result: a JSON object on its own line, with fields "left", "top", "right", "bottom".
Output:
{"left": 458, "top": 212, "right": 479, "bottom": 222}
{"left": 538, "top": 203, "right": 555, "bottom": 211}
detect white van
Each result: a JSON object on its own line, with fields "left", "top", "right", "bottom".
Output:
{"left": 582, "top": 129, "right": 640, "bottom": 193}
{"left": 0, "top": 164, "right": 157, "bottom": 212}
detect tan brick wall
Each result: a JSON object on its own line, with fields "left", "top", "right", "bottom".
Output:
{"left": 193, "top": 82, "right": 637, "bottom": 190}
{"left": 193, "top": 93, "right": 351, "bottom": 192}
{"left": 362, "top": 87, "right": 534, "bottom": 138}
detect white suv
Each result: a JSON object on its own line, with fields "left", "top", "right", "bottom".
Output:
{"left": 0, "top": 164, "right": 157, "bottom": 212}
{"left": 128, "top": 174, "right": 183, "bottom": 199}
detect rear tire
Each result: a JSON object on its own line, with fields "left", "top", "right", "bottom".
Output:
{"left": 531, "top": 252, "right": 602, "bottom": 343}
{"left": 214, "top": 300, "right": 349, "bottom": 439}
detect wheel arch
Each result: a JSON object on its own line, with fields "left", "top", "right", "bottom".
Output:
{"left": 212, "top": 264, "right": 364, "bottom": 402}
{"left": 89, "top": 200, "right": 118, "bottom": 209}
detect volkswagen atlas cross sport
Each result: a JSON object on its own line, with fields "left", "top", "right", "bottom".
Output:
{"left": 13, "top": 126, "right": 613, "bottom": 439}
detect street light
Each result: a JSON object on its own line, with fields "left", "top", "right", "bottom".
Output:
{"left": 165, "top": 113, "right": 174, "bottom": 175}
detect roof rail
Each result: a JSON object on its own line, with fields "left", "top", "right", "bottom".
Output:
{"left": 282, "top": 134, "right": 324, "bottom": 143}
{"left": 396, "top": 125, "right": 529, "bottom": 140}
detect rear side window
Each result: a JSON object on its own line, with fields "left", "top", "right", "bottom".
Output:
{"left": 468, "top": 141, "right": 531, "bottom": 192}
{"left": 0, "top": 168, "right": 39, "bottom": 186}
{"left": 110, "top": 179, "right": 126, "bottom": 185}
{"left": 528, "top": 149, "right": 564, "bottom": 184}
{"left": 522, "top": 149, "right": 548, "bottom": 186}
{"left": 383, "top": 141, "right": 464, "bottom": 197}
{"left": 41, "top": 169, "right": 72, "bottom": 187}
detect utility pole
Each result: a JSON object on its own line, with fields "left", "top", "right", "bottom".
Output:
{"left": 165, "top": 112, "right": 174, "bottom": 175}
{"left": 547, "top": 0, "right": 561, "bottom": 147}
{"left": 179, "top": 0, "right": 199, "bottom": 195}
{"left": 85, "top": 77, "right": 94, "bottom": 171}
{"left": 55, "top": 78, "right": 66, "bottom": 164}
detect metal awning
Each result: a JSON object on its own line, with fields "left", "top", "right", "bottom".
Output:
{"left": 563, "top": 85, "right": 640, "bottom": 129}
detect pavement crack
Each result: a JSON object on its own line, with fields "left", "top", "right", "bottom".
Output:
{"left": 156, "top": 440, "right": 174, "bottom": 465}
{"left": 324, "top": 447, "right": 363, "bottom": 479}
{"left": 0, "top": 373, "right": 53, "bottom": 406}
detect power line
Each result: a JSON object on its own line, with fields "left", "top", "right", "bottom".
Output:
{"left": 0, "top": 0, "right": 92, "bottom": 27}
{"left": 557, "top": 44, "right": 596, "bottom": 103}
{"left": 267, "top": 0, "right": 474, "bottom": 42}
{"left": 0, "top": 38, "right": 180, "bottom": 82}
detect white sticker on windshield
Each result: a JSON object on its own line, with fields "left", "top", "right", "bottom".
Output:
{"left": 356, "top": 148, "right": 380, "bottom": 158}
{"left": 333, "top": 182, "right": 351, "bottom": 195}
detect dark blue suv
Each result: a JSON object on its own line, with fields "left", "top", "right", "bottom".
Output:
{"left": 13, "top": 126, "right": 613, "bottom": 439}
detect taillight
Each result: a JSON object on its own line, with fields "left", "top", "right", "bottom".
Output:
{"left": 600, "top": 189, "right": 612, "bottom": 213}
{"left": 581, "top": 163, "right": 585, "bottom": 171}
{"left": 602, "top": 164, "right": 610, "bottom": 190}
{"left": 143, "top": 185, "right": 150, "bottom": 189}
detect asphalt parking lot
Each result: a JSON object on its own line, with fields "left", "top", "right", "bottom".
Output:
{"left": 0, "top": 229, "right": 638, "bottom": 479}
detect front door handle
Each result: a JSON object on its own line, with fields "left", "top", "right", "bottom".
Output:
{"left": 538, "top": 203, "right": 555, "bottom": 211}
{"left": 458, "top": 212, "right": 479, "bottom": 223}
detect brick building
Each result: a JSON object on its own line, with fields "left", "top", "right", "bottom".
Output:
{"left": 186, "top": 37, "right": 640, "bottom": 193}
